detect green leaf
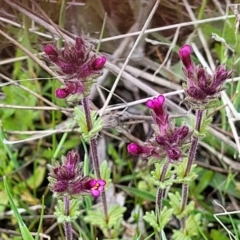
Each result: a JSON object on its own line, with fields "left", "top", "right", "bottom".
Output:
{"left": 143, "top": 207, "right": 173, "bottom": 232}
{"left": 143, "top": 211, "right": 160, "bottom": 231}
{"left": 172, "top": 229, "right": 192, "bottom": 240}
{"left": 26, "top": 159, "right": 46, "bottom": 189}
{"left": 174, "top": 158, "right": 197, "bottom": 184}
{"left": 100, "top": 160, "right": 111, "bottom": 187}
{"left": 194, "top": 170, "right": 213, "bottom": 195}
{"left": 168, "top": 192, "right": 195, "bottom": 219}
{"left": 150, "top": 163, "right": 174, "bottom": 188}
{"left": 3, "top": 176, "right": 34, "bottom": 240}
{"left": 185, "top": 213, "right": 201, "bottom": 237}
{"left": 116, "top": 185, "right": 155, "bottom": 202}
{"left": 74, "top": 107, "right": 103, "bottom": 142}
{"left": 210, "top": 229, "right": 229, "bottom": 240}
{"left": 84, "top": 208, "right": 108, "bottom": 228}
{"left": 160, "top": 206, "right": 174, "bottom": 228}
{"left": 168, "top": 192, "right": 182, "bottom": 216}
{"left": 55, "top": 198, "right": 82, "bottom": 223}
{"left": 199, "top": 112, "right": 213, "bottom": 138}
{"left": 85, "top": 204, "right": 126, "bottom": 232}
{"left": 107, "top": 205, "right": 126, "bottom": 229}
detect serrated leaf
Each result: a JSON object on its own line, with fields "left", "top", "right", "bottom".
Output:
{"left": 143, "top": 207, "right": 173, "bottom": 232}
{"left": 181, "top": 201, "right": 195, "bottom": 218}
{"left": 143, "top": 211, "right": 160, "bottom": 231}
{"left": 55, "top": 199, "right": 81, "bottom": 223}
{"left": 74, "top": 107, "right": 103, "bottom": 142}
{"left": 185, "top": 213, "right": 201, "bottom": 237}
{"left": 160, "top": 206, "right": 174, "bottom": 228}
{"left": 84, "top": 209, "right": 108, "bottom": 229}
{"left": 168, "top": 192, "right": 181, "bottom": 216}
{"left": 107, "top": 205, "right": 126, "bottom": 229}
{"left": 172, "top": 229, "right": 192, "bottom": 240}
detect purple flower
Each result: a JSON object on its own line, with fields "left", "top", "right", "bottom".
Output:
{"left": 86, "top": 179, "right": 106, "bottom": 197}
{"left": 146, "top": 95, "right": 169, "bottom": 134}
{"left": 146, "top": 95, "right": 165, "bottom": 117}
{"left": 43, "top": 37, "right": 106, "bottom": 99}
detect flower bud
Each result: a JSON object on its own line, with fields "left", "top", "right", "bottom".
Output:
{"left": 177, "top": 126, "right": 189, "bottom": 141}
{"left": 179, "top": 44, "right": 194, "bottom": 72}
{"left": 155, "top": 136, "right": 166, "bottom": 146}
{"left": 127, "top": 143, "right": 152, "bottom": 155}
{"left": 55, "top": 88, "right": 69, "bottom": 99}
{"left": 167, "top": 147, "right": 181, "bottom": 161}
{"left": 186, "top": 86, "right": 206, "bottom": 100}
{"left": 92, "top": 56, "right": 107, "bottom": 70}
{"left": 44, "top": 45, "right": 58, "bottom": 56}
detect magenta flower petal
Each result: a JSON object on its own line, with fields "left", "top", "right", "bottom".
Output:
{"left": 88, "top": 179, "right": 97, "bottom": 187}
{"left": 91, "top": 189, "right": 100, "bottom": 197}
{"left": 97, "top": 179, "right": 106, "bottom": 186}
{"left": 87, "top": 179, "right": 106, "bottom": 197}
{"left": 146, "top": 95, "right": 165, "bottom": 110}
{"left": 98, "top": 186, "right": 104, "bottom": 191}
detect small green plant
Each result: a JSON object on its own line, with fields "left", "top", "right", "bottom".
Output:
{"left": 127, "top": 44, "right": 232, "bottom": 239}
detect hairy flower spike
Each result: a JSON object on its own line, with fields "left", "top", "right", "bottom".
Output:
{"left": 179, "top": 44, "right": 232, "bottom": 108}
{"left": 43, "top": 37, "right": 106, "bottom": 100}
{"left": 48, "top": 150, "right": 106, "bottom": 198}
{"left": 128, "top": 95, "right": 191, "bottom": 163}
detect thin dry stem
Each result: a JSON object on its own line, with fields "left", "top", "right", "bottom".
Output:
{"left": 99, "top": 0, "right": 161, "bottom": 116}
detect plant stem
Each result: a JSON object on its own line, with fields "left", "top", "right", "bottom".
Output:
{"left": 155, "top": 163, "right": 169, "bottom": 240}
{"left": 155, "top": 163, "right": 169, "bottom": 220}
{"left": 82, "top": 97, "right": 108, "bottom": 219}
{"left": 63, "top": 196, "right": 72, "bottom": 240}
{"left": 180, "top": 110, "right": 204, "bottom": 228}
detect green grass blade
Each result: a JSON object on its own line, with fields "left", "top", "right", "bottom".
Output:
{"left": 3, "top": 176, "right": 35, "bottom": 240}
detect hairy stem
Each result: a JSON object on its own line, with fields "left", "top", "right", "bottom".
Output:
{"left": 82, "top": 97, "right": 108, "bottom": 219}
{"left": 63, "top": 196, "right": 72, "bottom": 240}
{"left": 155, "top": 163, "right": 169, "bottom": 222}
{"left": 180, "top": 110, "right": 204, "bottom": 228}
